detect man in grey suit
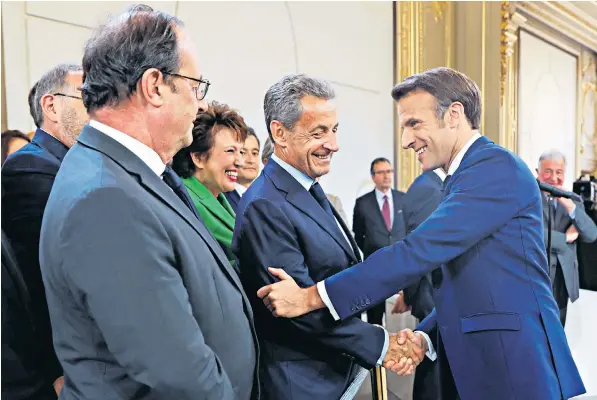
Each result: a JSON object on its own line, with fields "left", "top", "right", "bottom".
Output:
{"left": 39, "top": 6, "right": 258, "bottom": 399}
{"left": 537, "top": 149, "right": 597, "bottom": 327}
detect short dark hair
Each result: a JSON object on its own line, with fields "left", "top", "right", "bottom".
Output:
{"left": 245, "top": 127, "right": 260, "bottom": 148}
{"left": 28, "top": 63, "right": 82, "bottom": 128}
{"left": 262, "top": 136, "right": 274, "bottom": 162}
{"left": 172, "top": 101, "right": 248, "bottom": 178}
{"left": 1, "top": 130, "right": 31, "bottom": 165}
{"left": 391, "top": 67, "right": 481, "bottom": 130}
{"left": 370, "top": 157, "right": 391, "bottom": 176}
{"left": 81, "top": 4, "right": 183, "bottom": 114}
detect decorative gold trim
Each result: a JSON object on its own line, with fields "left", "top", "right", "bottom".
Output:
{"left": 445, "top": 2, "right": 453, "bottom": 68}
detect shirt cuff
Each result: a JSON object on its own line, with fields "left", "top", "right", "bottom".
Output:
{"left": 375, "top": 327, "right": 390, "bottom": 366}
{"left": 414, "top": 330, "right": 437, "bottom": 361}
{"left": 316, "top": 281, "right": 340, "bottom": 321}
{"left": 568, "top": 205, "right": 576, "bottom": 219}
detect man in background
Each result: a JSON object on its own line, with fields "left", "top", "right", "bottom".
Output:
{"left": 352, "top": 157, "right": 406, "bottom": 325}
{"left": 537, "top": 149, "right": 597, "bottom": 326}
{"left": 262, "top": 135, "right": 274, "bottom": 165}
{"left": 226, "top": 127, "right": 260, "bottom": 213}
{"left": 2, "top": 63, "right": 88, "bottom": 395}
{"left": 397, "top": 168, "right": 446, "bottom": 400}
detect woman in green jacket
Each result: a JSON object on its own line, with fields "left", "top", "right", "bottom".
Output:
{"left": 171, "top": 101, "right": 248, "bottom": 270}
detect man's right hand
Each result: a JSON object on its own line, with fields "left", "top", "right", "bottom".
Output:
{"left": 382, "top": 329, "right": 425, "bottom": 375}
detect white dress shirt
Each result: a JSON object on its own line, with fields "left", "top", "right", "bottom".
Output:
{"left": 234, "top": 182, "right": 248, "bottom": 197}
{"left": 271, "top": 154, "right": 389, "bottom": 365}
{"left": 375, "top": 188, "right": 394, "bottom": 227}
{"left": 318, "top": 132, "right": 484, "bottom": 363}
{"left": 89, "top": 120, "right": 166, "bottom": 177}
{"left": 433, "top": 168, "right": 447, "bottom": 182}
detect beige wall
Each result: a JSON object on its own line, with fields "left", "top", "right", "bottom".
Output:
{"left": 1, "top": 1, "right": 394, "bottom": 227}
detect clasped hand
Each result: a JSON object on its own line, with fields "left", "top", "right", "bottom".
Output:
{"left": 382, "top": 329, "right": 426, "bottom": 376}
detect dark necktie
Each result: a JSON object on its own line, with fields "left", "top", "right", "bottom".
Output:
{"left": 309, "top": 182, "right": 334, "bottom": 219}
{"left": 382, "top": 195, "right": 392, "bottom": 231}
{"left": 162, "top": 166, "right": 200, "bottom": 219}
{"left": 442, "top": 174, "right": 452, "bottom": 191}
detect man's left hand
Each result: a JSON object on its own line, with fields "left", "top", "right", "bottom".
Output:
{"left": 257, "top": 268, "right": 322, "bottom": 317}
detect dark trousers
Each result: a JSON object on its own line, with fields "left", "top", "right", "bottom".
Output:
{"left": 366, "top": 303, "right": 385, "bottom": 326}
{"left": 551, "top": 262, "right": 569, "bottom": 327}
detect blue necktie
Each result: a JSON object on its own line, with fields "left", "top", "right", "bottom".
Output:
{"left": 309, "top": 182, "right": 334, "bottom": 218}
{"left": 162, "top": 166, "right": 200, "bottom": 219}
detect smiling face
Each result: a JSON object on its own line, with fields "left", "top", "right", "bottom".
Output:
{"left": 238, "top": 134, "right": 260, "bottom": 186}
{"left": 537, "top": 157, "right": 566, "bottom": 188}
{"left": 276, "top": 95, "right": 339, "bottom": 179}
{"left": 192, "top": 127, "right": 244, "bottom": 196}
{"left": 398, "top": 90, "right": 458, "bottom": 172}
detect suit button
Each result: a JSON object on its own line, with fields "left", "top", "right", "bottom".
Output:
{"left": 431, "top": 268, "right": 443, "bottom": 288}
{"left": 351, "top": 306, "right": 358, "bottom": 312}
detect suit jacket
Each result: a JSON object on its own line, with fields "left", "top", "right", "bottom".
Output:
{"left": 183, "top": 176, "right": 237, "bottom": 266}
{"left": 1, "top": 128, "right": 67, "bottom": 384}
{"left": 353, "top": 189, "right": 406, "bottom": 258}
{"left": 232, "top": 159, "right": 385, "bottom": 400}
{"left": 402, "top": 171, "right": 443, "bottom": 321}
{"left": 225, "top": 189, "right": 241, "bottom": 215}
{"left": 2, "top": 231, "right": 57, "bottom": 400}
{"left": 39, "top": 125, "right": 259, "bottom": 400}
{"left": 542, "top": 195, "right": 597, "bottom": 303}
{"left": 323, "top": 136, "right": 585, "bottom": 399}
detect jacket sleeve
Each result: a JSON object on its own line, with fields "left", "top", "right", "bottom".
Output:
{"left": 59, "top": 187, "right": 235, "bottom": 399}
{"left": 324, "top": 149, "right": 537, "bottom": 320}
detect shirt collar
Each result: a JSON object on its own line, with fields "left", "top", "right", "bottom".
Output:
{"left": 89, "top": 119, "right": 166, "bottom": 177}
{"left": 375, "top": 188, "right": 391, "bottom": 202}
{"left": 271, "top": 153, "right": 315, "bottom": 191}
{"left": 234, "top": 182, "right": 248, "bottom": 196}
{"left": 433, "top": 168, "right": 448, "bottom": 181}
{"left": 446, "top": 132, "right": 482, "bottom": 176}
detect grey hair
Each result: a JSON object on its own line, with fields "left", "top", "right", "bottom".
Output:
{"left": 263, "top": 74, "right": 335, "bottom": 139}
{"left": 28, "top": 63, "right": 82, "bottom": 128}
{"left": 538, "top": 149, "right": 566, "bottom": 169}
{"left": 262, "top": 136, "right": 274, "bottom": 162}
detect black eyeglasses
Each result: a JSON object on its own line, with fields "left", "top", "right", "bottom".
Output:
{"left": 163, "top": 72, "right": 210, "bottom": 100}
{"left": 52, "top": 92, "right": 82, "bottom": 100}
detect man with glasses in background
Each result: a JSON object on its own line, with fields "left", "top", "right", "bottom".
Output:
{"left": 2, "top": 63, "right": 88, "bottom": 398}
{"left": 352, "top": 157, "right": 407, "bottom": 326}
{"left": 38, "top": 5, "right": 258, "bottom": 399}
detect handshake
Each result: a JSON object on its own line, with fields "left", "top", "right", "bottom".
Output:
{"left": 382, "top": 329, "right": 427, "bottom": 376}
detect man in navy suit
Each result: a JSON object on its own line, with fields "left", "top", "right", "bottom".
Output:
{"left": 353, "top": 157, "right": 406, "bottom": 325}
{"left": 232, "top": 74, "right": 415, "bottom": 400}
{"left": 2, "top": 63, "right": 88, "bottom": 395}
{"left": 257, "top": 68, "right": 585, "bottom": 399}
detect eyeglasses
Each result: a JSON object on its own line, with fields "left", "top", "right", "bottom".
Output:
{"left": 52, "top": 92, "right": 82, "bottom": 100}
{"left": 163, "top": 72, "right": 210, "bottom": 100}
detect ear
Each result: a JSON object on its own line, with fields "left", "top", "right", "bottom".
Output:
{"left": 40, "top": 94, "right": 59, "bottom": 124}
{"left": 447, "top": 102, "right": 464, "bottom": 129}
{"left": 270, "top": 120, "right": 287, "bottom": 148}
{"left": 138, "top": 68, "right": 166, "bottom": 107}
{"left": 191, "top": 152, "right": 206, "bottom": 170}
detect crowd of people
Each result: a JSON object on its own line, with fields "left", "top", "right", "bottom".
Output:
{"left": 2, "top": 4, "right": 596, "bottom": 400}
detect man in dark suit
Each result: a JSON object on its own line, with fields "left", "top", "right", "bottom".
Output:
{"left": 537, "top": 150, "right": 597, "bottom": 327}
{"left": 2, "top": 231, "right": 57, "bottom": 400}
{"left": 233, "top": 74, "right": 405, "bottom": 400}
{"left": 399, "top": 169, "right": 445, "bottom": 400}
{"left": 226, "top": 127, "right": 260, "bottom": 214}
{"left": 257, "top": 68, "right": 585, "bottom": 399}
{"left": 39, "top": 6, "right": 258, "bottom": 399}
{"left": 2, "top": 63, "right": 89, "bottom": 394}
{"left": 353, "top": 157, "right": 406, "bottom": 325}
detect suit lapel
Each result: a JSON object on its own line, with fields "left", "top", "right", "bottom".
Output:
{"left": 391, "top": 190, "right": 403, "bottom": 233}
{"left": 331, "top": 204, "right": 361, "bottom": 262}
{"left": 265, "top": 161, "right": 356, "bottom": 261}
{"left": 76, "top": 126, "right": 247, "bottom": 301}
{"left": 186, "top": 180, "right": 235, "bottom": 232}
